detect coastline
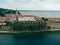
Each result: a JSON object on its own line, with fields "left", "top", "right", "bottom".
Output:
{"left": 0, "top": 29, "right": 60, "bottom": 34}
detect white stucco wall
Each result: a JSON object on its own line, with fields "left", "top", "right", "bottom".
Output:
{"left": 18, "top": 17, "right": 35, "bottom": 21}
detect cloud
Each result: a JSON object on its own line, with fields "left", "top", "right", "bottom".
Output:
{"left": 15, "top": 0, "right": 30, "bottom": 3}
{"left": 15, "top": 0, "right": 44, "bottom": 3}
{"left": 0, "top": 0, "right": 60, "bottom": 10}
{"left": 0, "top": 0, "right": 6, "bottom": 3}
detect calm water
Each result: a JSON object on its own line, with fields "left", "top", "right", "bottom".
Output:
{"left": 0, "top": 32, "right": 60, "bottom": 45}
{"left": 20, "top": 10, "right": 60, "bottom": 18}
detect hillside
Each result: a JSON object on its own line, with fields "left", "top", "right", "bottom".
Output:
{"left": 0, "top": 8, "right": 21, "bottom": 16}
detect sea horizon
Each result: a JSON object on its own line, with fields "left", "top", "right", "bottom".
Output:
{"left": 19, "top": 10, "right": 60, "bottom": 18}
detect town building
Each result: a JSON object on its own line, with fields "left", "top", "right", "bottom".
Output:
{"left": 47, "top": 18, "right": 60, "bottom": 29}
{"left": 19, "top": 15, "right": 42, "bottom": 21}
{"left": 5, "top": 14, "right": 42, "bottom": 22}
{"left": 48, "top": 18, "right": 60, "bottom": 22}
{"left": 0, "top": 16, "right": 7, "bottom": 25}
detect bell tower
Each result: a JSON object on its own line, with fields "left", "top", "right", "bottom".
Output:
{"left": 15, "top": 9, "right": 22, "bottom": 22}
{"left": 16, "top": 9, "right": 19, "bottom": 22}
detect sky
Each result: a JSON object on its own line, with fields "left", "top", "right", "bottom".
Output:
{"left": 0, "top": 0, "right": 60, "bottom": 10}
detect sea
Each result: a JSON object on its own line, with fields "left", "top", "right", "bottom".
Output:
{"left": 0, "top": 32, "right": 60, "bottom": 45}
{"left": 20, "top": 10, "right": 60, "bottom": 18}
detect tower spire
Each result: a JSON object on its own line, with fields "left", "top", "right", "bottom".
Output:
{"left": 16, "top": 9, "right": 19, "bottom": 15}
{"left": 16, "top": 9, "right": 19, "bottom": 21}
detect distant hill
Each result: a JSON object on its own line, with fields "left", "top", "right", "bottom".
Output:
{"left": 0, "top": 8, "right": 21, "bottom": 16}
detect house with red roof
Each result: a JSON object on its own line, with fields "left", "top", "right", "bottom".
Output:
{"left": 0, "top": 16, "right": 7, "bottom": 25}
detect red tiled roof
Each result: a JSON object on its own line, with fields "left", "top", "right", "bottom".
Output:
{"left": 0, "top": 22, "right": 6, "bottom": 25}
{"left": 48, "top": 18, "right": 60, "bottom": 21}
{"left": 6, "top": 15, "right": 16, "bottom": 19}
{"left": 21, "top": 15, "right": 35, "bottom": 17}
{"left": 18, "top": 15, "right": 41, "bottom": 20}
{"left": 0, "top": 17, "right": 7, "bottom": 21}
{"left": 6, "top": 14, "right": 41, "bottom": 21}
{"left": 48, "top": 18, "right": 60, "bottom": 19}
